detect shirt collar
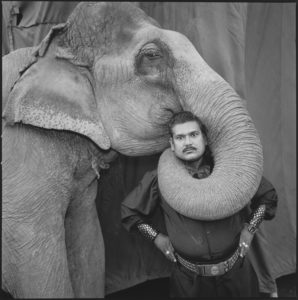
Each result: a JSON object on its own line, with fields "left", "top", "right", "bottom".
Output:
{"left": 184, "top": 160, "right": 211, "bottom": 179}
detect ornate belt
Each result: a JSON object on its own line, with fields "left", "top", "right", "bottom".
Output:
{"left": 175, "top": 247, "right": 241, "bottom": 276}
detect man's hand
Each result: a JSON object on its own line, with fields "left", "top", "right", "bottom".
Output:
{"left": 154, "top": 233, "right": 177, "bottom": 262}
{"left": 239, "top": 224, "right": 254, "bottom": 257}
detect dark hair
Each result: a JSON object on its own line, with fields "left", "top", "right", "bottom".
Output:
{"left": 168, "top": 111, "right": 214, "bottom": 170}
{"left": 168, "top": 111, "right": 207, "bottom": 138}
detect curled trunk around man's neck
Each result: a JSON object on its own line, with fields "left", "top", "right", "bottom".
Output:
{"left": 158, "top": 66, "right": 263, "bottom": 220}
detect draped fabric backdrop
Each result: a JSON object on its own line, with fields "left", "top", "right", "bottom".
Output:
{"left": 2, "top": 1, "right": 296, "bottom": 294}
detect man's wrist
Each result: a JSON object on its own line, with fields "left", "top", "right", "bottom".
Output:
{"left": 245, "top": 222, "right": 258, "bottom": 235}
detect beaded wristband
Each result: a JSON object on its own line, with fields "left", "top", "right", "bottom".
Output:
{"left": 247, "top": 204, "right": 266, "bottom": 234}
{"left": 137, "top": 223, "right": 159, "bottom": 241}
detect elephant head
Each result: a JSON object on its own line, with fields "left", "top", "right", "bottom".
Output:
{"left": 2, "top": 2, "right": 263, "bottom": 297}
{"left": 3, "top": 2, "right": 263, "bottom": 219}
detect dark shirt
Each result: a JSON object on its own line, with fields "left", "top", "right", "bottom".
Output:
{"left": 121, "top": 161, "right": 278, "bottom": 262}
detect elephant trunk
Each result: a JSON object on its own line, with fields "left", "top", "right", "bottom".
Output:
{"left": 158, "top": 61, "right": 263, "bottom": 220}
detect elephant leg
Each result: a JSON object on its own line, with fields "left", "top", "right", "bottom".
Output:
{"left": 65, "top": 179, "right": 105, "bottom": 298}
{"left": 2, "top": 126, "right": 77, "bottom": 298}
{"left": 2, "top": 213, "right": 74, "bottom": 298}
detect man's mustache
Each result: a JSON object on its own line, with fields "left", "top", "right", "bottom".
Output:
{"left": 183, "top": 146, "right": 197, "bottom": 153}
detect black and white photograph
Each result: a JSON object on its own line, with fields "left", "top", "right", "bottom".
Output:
{"left": 2, "top": 1, "right": 296, "bottom": 298}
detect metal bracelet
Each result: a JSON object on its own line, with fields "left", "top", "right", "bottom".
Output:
{"left": 137, "top": 223, "right": 159, "bottom": 241}
{"left": 247, "top": 204, "right": 266, "bottom": 234}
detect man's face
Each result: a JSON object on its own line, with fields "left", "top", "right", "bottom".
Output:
{"left": 170, "top": 121, "right": 207, "bottom": 162}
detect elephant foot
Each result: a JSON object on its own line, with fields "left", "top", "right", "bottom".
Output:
{"left": 2, "top": 217, "right": 74, "bottom": 298}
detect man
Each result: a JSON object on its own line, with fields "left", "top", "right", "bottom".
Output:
{"left": 121, "top": 111, "right": 278, "bottom": 297}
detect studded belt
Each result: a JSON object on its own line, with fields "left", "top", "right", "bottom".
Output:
{"left": 175, "top": 247, "right": 241, "bottom": 276}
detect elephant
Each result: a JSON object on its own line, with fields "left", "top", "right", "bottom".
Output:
{"left": 2, "top": 2, "right": 263, "bottom": 298}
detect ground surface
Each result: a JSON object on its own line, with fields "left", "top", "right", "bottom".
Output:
{"left": 275, "top": 273, "right": 297, "bottom": 298}
{"left": 107, "top": 273, "right": 297, "bottom": 299}
{"left": 1, "top": 273, "right": 296, "bottom": 298}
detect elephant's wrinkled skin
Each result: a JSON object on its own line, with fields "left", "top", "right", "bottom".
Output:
{"left": 2, "top": 2, "right": 263, "bottom": 298}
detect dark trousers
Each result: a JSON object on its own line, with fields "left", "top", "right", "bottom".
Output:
{"left": 170, "top": 257, "right": 259, "bottom": 298}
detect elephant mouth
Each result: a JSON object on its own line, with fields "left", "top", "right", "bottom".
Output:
{"left": 150, "top": 104, "right": 181, "bottom": 129}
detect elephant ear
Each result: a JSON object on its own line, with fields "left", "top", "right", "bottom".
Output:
{"left": 3, "top": 28, "right": 110, "bottom": 150}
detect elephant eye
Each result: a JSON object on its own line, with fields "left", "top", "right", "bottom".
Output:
{"left": 142, "top": 48, "right": 162, "bottom": 60}
{"left": 139, "top": 46, "right": 163, "bottom": 64}
{"left": 135, "top": 40, "right": 173, "bottom": 79}
{"left": 136, "top": 43, "right": 165, "bottom": 75}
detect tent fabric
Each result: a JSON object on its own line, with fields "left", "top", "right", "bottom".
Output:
{"left": 2, "top": 1, "right": 296, "bottom": 295}
{"left": 2, "top": 1, "right": 79, "bottom": 54}
{"left": 245, "top": 3, "right": 296, "bottom": 281}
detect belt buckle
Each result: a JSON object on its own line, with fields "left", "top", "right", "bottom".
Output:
{"left": 210, "top": 264, "right": 220, "bottom": 276}
{"left": 194, "top": 264, "right": 220, "bottom": 276}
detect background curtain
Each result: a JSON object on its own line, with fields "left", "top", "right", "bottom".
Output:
{"left": 2, "top": 1, "right": 296, "bottom": 294}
